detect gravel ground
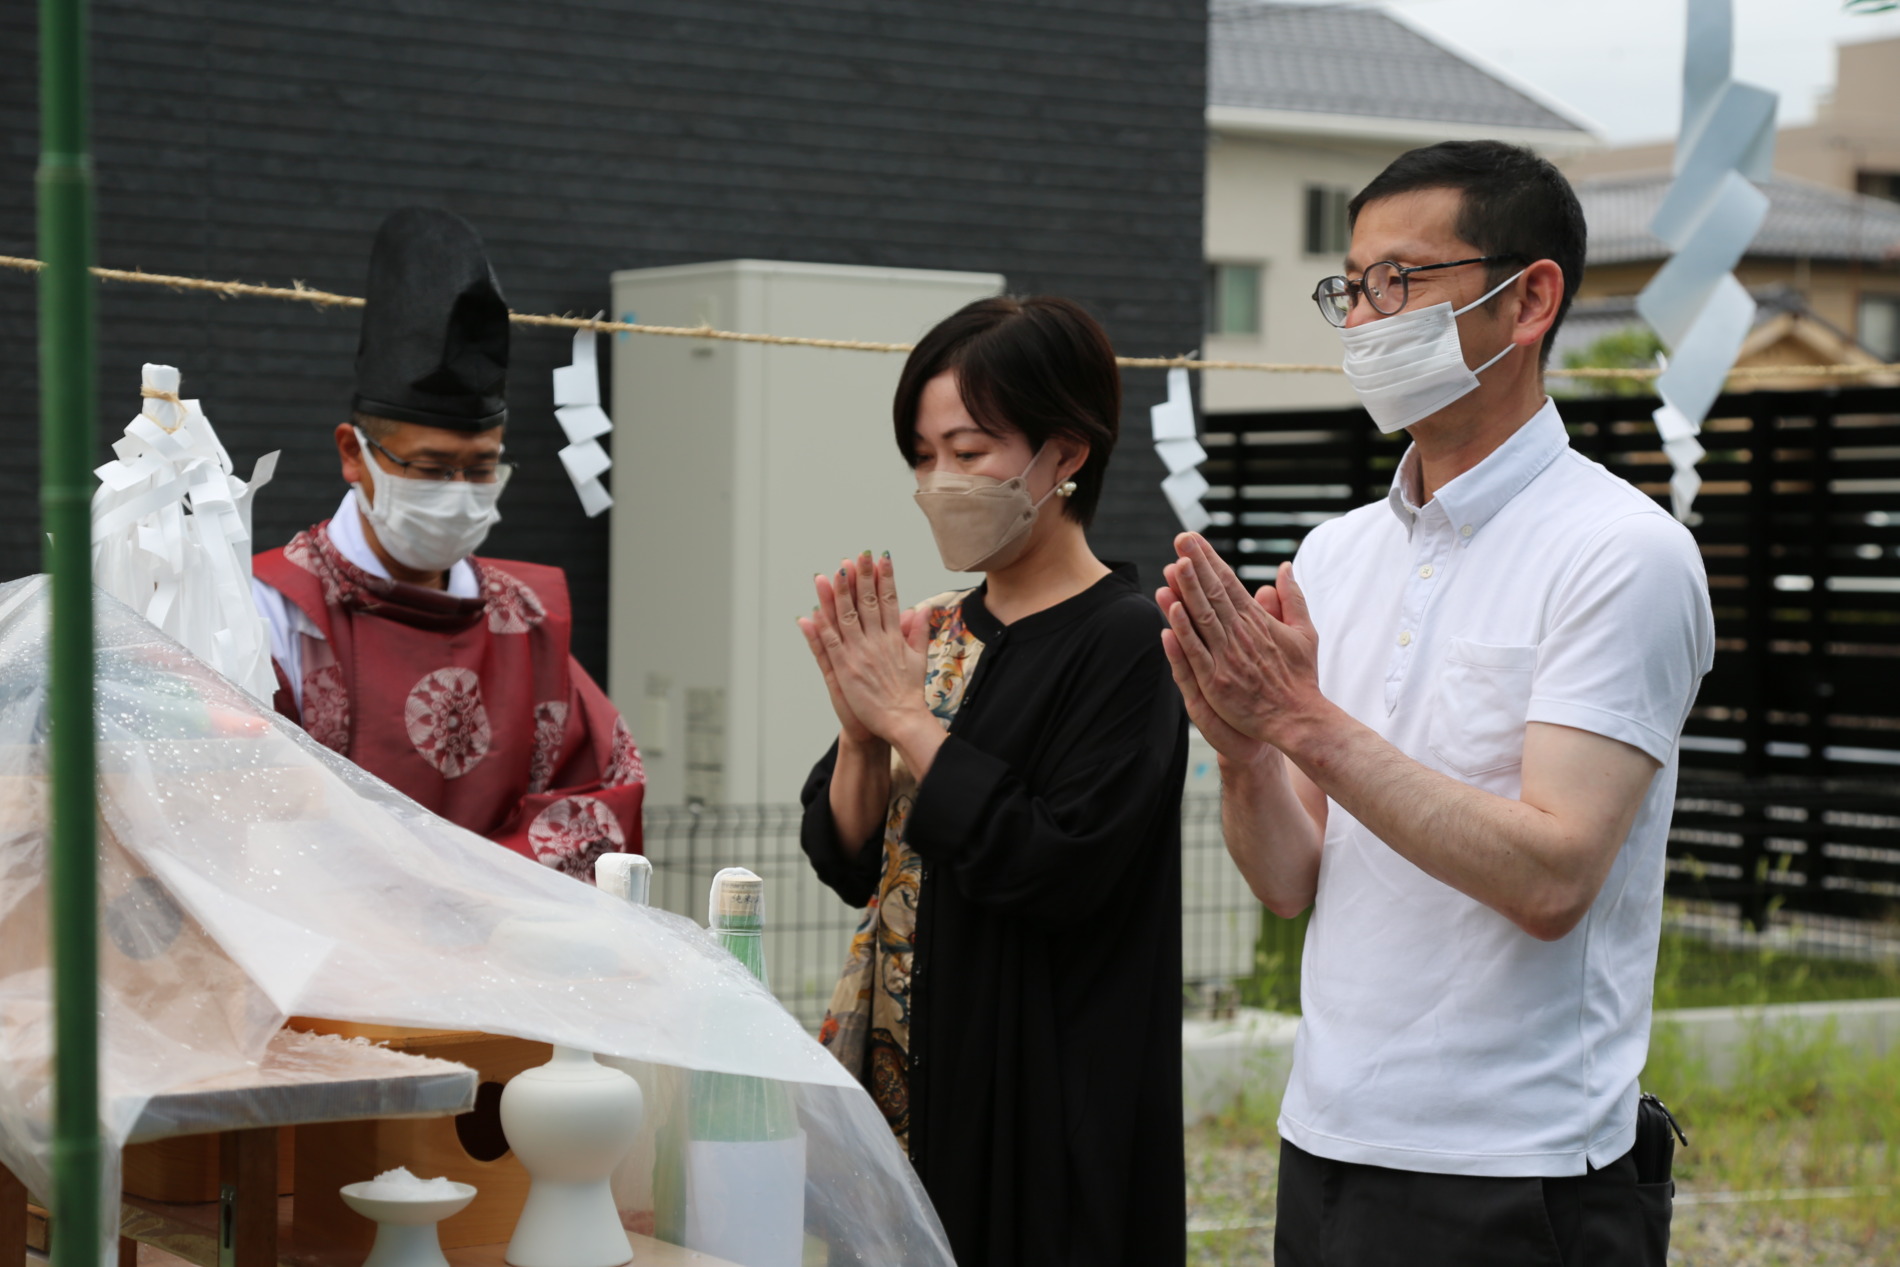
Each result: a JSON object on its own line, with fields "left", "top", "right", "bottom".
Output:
{"left": 1185, "top": 1127, "right": 1898, "bottom": 1266}
{"left": 1668, "top": 1205, "right": 1898, "bottom": 1267}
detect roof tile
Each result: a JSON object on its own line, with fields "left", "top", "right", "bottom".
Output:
{"left": 1209, "top": 1, "right": 1587, "bottom": 133}
{"left": 1577, "top": 172, "right": 1900, "bottom": 264}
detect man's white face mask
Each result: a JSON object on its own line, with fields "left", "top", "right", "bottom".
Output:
{"left": 351, "top": 426, "right": 509, "bottom": 574}
{"left": 1337, "top": 268, "right": 1525, "bottom": 434}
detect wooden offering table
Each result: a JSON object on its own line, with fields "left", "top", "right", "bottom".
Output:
{"left": 4, "top": 1026, "right": 474, "bottom": 1267}
{"left": 6, "top": 1026, "right": 742, "bottom": 1267}
{"left": 119, "top": 1202, "right": 740, "bottom": 1267}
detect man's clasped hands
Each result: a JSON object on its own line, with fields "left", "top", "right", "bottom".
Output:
{"left": 1157, "top": 532, "right": 1336, "bottom": 767}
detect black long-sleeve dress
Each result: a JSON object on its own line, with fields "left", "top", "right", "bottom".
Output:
{"left": 801, "top": 563, "right": 1188, "bottom": 1267}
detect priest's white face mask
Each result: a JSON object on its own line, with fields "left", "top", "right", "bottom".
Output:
{"left": 351, "top": 426, "right": 510, "bottom": 573}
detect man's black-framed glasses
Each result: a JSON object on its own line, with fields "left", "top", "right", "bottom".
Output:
{"left": 1310, "top": 254, "right": 1523, "bottom": 328}
{"left": 363, "top": 433, "right": 514, "bottom": 484}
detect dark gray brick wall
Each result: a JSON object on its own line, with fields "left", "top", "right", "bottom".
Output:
{"left": 2, "top": 0, "right": 1208, "bottom": 681}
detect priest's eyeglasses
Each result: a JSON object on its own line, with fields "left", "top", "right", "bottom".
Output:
{"left": 363, "top": 434, "right": 513, "bottom": 484}
{"left": 1310, "top": 254, "right": 1523, "bottom": 328}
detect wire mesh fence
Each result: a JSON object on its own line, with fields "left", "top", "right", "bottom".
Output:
{"left": 641, "top": 792, "right": 1900, "bottom": 1031}
{"left": 641, "top": 795, "right": 1258, "bottom": 1030}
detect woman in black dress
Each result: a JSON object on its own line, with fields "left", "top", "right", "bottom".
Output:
{"left": 796, "top": 296, "right": 1188, "bottom": 1267}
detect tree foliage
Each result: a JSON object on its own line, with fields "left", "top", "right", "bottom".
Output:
{"left": 1559, "top": 324, "right": 1667, "bottom": 398}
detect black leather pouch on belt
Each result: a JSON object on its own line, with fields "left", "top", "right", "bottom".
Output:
{"left": 1634, "top": 1093, "right": 1688, "bottom": 1185}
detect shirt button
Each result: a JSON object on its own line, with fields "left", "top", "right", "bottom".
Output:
{"left": 1418, "top": 564, "right": 1434, "bottom": 579}
{"left": 1460, "top": 524, "right": 1474, "bottom": 538}
{"left": 1398, "top": 631, "right": 1412, "bottom": 647}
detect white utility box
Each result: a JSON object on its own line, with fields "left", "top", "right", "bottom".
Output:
{"left": 609, "top": 259, "right": 1004, "bottom": 807}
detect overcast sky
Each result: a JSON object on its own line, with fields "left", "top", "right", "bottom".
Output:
{"left": 1357, "top": 0, "right": 1900, "bottom": 145}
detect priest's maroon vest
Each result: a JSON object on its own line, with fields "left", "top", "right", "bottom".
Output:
{"left": 253, "top": 521, "right": 643, "bottom": 876}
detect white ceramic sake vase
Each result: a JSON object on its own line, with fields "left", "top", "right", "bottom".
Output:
{"left": 501, "top": 1045, "right": 644, "bottom": 1267}
{"left": 339, "top": 1180, "right": 476, "bottom": 1267}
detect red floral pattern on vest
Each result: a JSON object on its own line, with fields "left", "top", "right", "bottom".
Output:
{"left": 529, "top": 701, "right": 569, "bottom": 794}
{"left": 255, "top": 521, "right": 643, "bottom": 871}
{"left": 528, "top": 795, "right": 626, "bottom": 878}
{"left": 404, "top": 667, "right": 493, "bottom": 778}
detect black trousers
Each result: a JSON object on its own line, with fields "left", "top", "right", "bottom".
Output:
{"left": 1275, "top": 1139, "right": 1672, "bottom": 1266}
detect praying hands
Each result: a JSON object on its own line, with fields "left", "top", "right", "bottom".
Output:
{"left": 797, "top": 551, "right": 945, "bottom": 823}
{"left": 1156, "top": 531, "right": 1332, "bottom": 759}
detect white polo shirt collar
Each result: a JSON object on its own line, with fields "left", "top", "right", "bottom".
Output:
{"left": 1386, "top": 397, "right": 1572, "bottom": 542}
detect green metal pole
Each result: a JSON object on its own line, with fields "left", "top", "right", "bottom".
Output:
{"left": 38, "top": 0, "right": 101, "bottom": 1260}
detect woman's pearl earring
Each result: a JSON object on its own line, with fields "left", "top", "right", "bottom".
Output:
{"left": 1056, "top": 480, "right": 1078, "bottom": 499}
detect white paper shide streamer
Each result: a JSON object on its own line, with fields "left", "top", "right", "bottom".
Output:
{"left": 1635, "top": 0, "right": 1777, "bottom": 519}
{"left": 1152, "top": 367, "right": 1211, "bottom": 531}
{"left": 553, "top": 320, "right": 615, "bottom": 517}
{"left": 91, "top": 364, "right": 280, "bottom": 702}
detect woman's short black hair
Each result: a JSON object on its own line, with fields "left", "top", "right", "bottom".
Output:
{"left": 892, "top": 295, "right": 1121, "bottom": 527}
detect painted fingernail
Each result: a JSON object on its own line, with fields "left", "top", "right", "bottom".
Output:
{"left": 881, "top": 550, "right": 890, "bottom": 560}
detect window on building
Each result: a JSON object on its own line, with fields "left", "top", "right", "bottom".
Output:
{"left": 1206, "top": 262, "right": 1263, "bottom": 336}
{"left": 1304, "top": 185, "right": 1351, "bottom": 256}
{"left": 1859, "top": 293, "right": 1900, "bottom": 360}
{"left": 1855, "top": 171, "right": 1900, "bottom": 204}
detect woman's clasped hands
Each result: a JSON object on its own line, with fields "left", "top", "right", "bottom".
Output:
{"left": 797, "top": 550, "right": 941, "bottom": 766}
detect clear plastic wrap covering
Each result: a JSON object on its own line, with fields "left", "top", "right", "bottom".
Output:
{"left": 0, "top": 576, "right": 952, "bottom": 1266}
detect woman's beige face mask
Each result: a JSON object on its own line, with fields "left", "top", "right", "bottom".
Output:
{"left": 913, "top": 445, "right": 1061, "bottom": 573}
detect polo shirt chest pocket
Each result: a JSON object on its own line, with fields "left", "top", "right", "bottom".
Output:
{"left": 1427, "top": 638, "right": 1540, "bottom": 777}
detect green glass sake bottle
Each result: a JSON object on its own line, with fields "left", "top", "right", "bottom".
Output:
{"left": 689, "top": 867, "right": 802, "bottom": 1143}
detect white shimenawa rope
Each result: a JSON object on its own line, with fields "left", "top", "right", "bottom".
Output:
{"left": 6, "top": 253, "right": 1897, "bottom": 383}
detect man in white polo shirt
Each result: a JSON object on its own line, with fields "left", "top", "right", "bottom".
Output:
{"left": 1159, "top": 141, "right": 1712, "bottom": 1264}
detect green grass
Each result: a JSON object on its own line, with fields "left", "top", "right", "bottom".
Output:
{"left": 1186, "top": 1056, "right": 1287, "bottom": 1266}
{"left": 1653, "top": 930, "right": 1900, "bottom": 1011}
{"left": 1242, "top": 907, "right": 1900, "bottom": 1016}
{"left": 1644, "top": 1015, "right": 1900, "bottom": 1250}
{"left": 1207, "top": 907, "right": 1900, "bottom": 1259}
{"left": 1187, "top": 1023, "right": 1900, "bottom": 1262}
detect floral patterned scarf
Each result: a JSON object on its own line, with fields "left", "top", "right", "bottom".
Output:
{"left": 817, "top": 592, "right": 982, "bottom": 1151}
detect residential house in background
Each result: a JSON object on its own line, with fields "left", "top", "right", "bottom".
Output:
{"left": 1559, "top": 174, "right": 1900, "bottom": 378}
{"left": 1563, "top": 34, "right": 1900, "bottom": 366}
{"left": 1202, "top": 0, "right": 1595, "bottom": 413}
